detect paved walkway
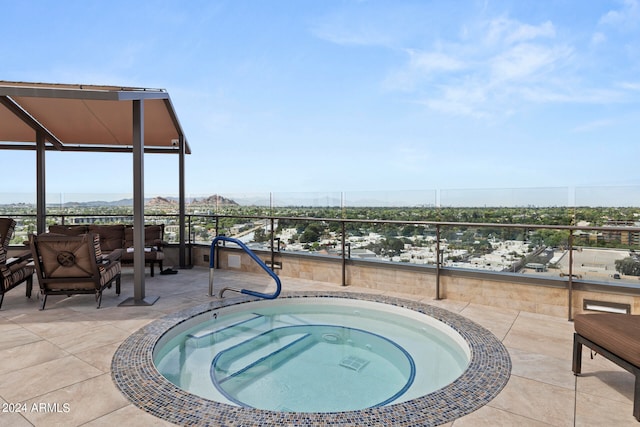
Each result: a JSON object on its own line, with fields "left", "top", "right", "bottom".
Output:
{"left": 0, "top": 267, "right": 636, "bottom": 426}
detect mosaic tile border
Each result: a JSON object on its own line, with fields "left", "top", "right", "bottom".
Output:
{"left": 112, "top": 292, "right": 511, "bottom": 426}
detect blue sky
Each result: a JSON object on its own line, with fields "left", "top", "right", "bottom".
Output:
{"left": 2, "top": 0, "right": 640, "bottom": 202}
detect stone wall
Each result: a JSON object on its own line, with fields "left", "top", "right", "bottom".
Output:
{"left": 182, "top": 245, "right": 640, "bottom": 318}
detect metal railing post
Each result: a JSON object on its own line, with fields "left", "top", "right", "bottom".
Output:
{"left": 568, "top": 232, "right": 574, "bottom": 321}
{"left": 270, "top": 217, "right": 275, "bottom": 271}
{"left": 214, "top": 216, "right": 220, "bottom": 269}
{"left": 341, "top": 221, "right": 347, "bottom": 286}
{"left": 187, "top": 214, "right": 192, "bottom": 266}
{"left": 435, "top": 225, "right": 441, "bottom": 300}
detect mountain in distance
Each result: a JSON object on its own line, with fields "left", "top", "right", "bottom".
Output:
{"left": 29, "top": 194, "right": 239, "bottom": 208}
{"left": 146, "top": 196, "right": 177, "bottom": 208}
{"left": 189, "top": 194, "right": 239, "bottom": 206}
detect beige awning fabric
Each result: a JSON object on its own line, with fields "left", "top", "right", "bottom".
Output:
{"left": 0, "top": 80, "right": 190, "bottom": 153}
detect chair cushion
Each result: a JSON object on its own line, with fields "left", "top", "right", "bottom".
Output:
{"left": 574, "top": 313, "right": 640, "bottom": 367}
{"left": 99, "top": 261, "right": 121, "bottom": 286}
{"left": 0, "top": 243, "right": 34, "bottom": 291}
{"left": 39, "top": 234, "right": 96, "bottom": 278}
{"left": 124, "top": 225, "right": 164, "bottom": 248}
{"left": 48, "top": 225, "right": 89, "bottom": 236}
{"left": 120, "top": 249, "right": 164, "bottom": 262}
{"left": 3, "top": 260, "right": 34, "bottom": 290}
{"left": 90, "top": 225, "right": 125, "bottom": 252}
{"left": 144, "top": 225, "right": 163, "bottom": 243}
{"left": 0, "top": 218, "right": 16, "bottom": 250}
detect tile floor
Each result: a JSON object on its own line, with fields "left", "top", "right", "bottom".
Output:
{"left": 0, "top": 267, "right": 636, "bottom": 426}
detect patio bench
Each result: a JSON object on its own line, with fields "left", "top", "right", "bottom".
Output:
{"left": 573, "top": 313, "right": 640, "bottom": 421}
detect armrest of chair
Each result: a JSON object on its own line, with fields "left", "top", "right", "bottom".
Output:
{"left": 8, "top": 250, "right": 32, "bottom": 264}
{"left": 102, "top": 248, "right": 123, "bottom": 263}
{"left": 146, "top": 239, "right": 167, "bottom": 251}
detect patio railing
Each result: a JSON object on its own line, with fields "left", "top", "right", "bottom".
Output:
{"left": 5, "top": 210, "right": 640, "bottom": 319}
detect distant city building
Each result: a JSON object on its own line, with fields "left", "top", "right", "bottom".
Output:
{"left": 602, "top": 220, "right": 640, "bottom": 246}
{"left": 69, "top": 216, "right": 131, "bottom": 224}
{"left": 525, "top": 262, "right": 547, "bottom": 272}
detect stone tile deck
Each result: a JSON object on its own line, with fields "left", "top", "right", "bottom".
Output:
{"left": 0, "top": 267, "right": 636, "bottom": 426}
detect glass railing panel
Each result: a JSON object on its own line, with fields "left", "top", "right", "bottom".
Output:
{"left": 0, "top": 193, "right": 36, "bottom": 210}
{"left": 1, "top": 190, "right": 639, "bottom": 290}
{"left": 269, "top": 217, "right": 334, "bottom": 255}
{"left": 270, "top": 192, "right": 343, "bottom": 218}
{"left": 271, "top": 192, "right": 342, "bottom": 208}
{"left": 360, "top": 221, "right": 438, "bottom": 265}
{"left": 343, "top": 190, "right": 437, "bottom": 208}
{"left": 0, "top": 194, "right": 37, "bottom": 245}
{"left": 1, "top": 215, "right": 36, "bottom": 245}
{"left": 187, "top": 193, "right": 271, "bottom": 216}
{"left": 567, "top": 242, "right": 639, "bottom": 286}
{"left": 571, "top": 186, "right": 640, "bottom": 285}
{"left": 440, "top": 187, "right": 570, "bottom": 208}
{"left": 574, "top": 185, "right": 640, "bottom": 208}
{"left": 432, "top": 225, "right": 531, "bottom": 272}
{"left": 44, "top": 193, "right": 135, "bottom": 215}
{"left": 185, "top": 214, "right": 216, "bottom": 245}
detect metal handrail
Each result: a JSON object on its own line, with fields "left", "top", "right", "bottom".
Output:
{"left": 208, "top": 235, "right": 282, "bottom": 300}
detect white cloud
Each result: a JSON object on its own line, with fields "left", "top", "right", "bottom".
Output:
{"left": 388, "top": 8, "right": 640, "bottom": 119}
{"left": 421, "top": 84, "right": 490, "bottom": 118}
{"left": 315, "top": 5, "right": 636, "bottom": 120}
{"left": 382, "top": 14, "right": 583, "bottom": 118}
{"left": 599, "top": 0, "right": 640, "bottom": 28}
{"left": 309, "top": 8, "right": 399, "bottom": 47}
{"left": 384, "top": 49, "right": 467, "bottom": 91}
{"left": 311, "top": 25, "right": 392, "bottom": 47}
{"left": 484, "top": 16, "right": 556, "bottom": 47}
{"left": 518, "top": 86, "right": 624, "bottom": 104}
{"left": 591, "top": 32, "right": 607, "bottom": 45}
{"left": 572, "top": 118, "right": 616, "bottom": 133}
{"left": 509, "top": 20, "right": 556, "bottom": 43}
{"left": 408, "top": 50, "right": 467, "bottom": 74}
{"left": 490, "top": 43, "right": 572, "bottom": 82}
{"left": 618, "top": 81, "right": 640, "bottom": 90}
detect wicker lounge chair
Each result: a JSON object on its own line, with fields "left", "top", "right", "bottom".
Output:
{"left": 573, "top": 313, "right": 640, "bottom": 421}
{"left": 29, "top": 233, "right": 122, "bottom": 310}
{"left": 0, "top": 218, "right": 34, "bottom": 309}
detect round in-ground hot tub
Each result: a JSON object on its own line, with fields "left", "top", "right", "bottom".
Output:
{"left": 112, "top": 292, "right": 511, "bottom": 426}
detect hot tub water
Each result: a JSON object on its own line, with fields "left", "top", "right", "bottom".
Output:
{"left": 154, "top": 297, "right": 469, "bottom": 413}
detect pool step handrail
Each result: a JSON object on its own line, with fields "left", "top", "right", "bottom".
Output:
{"left": 209, "top": 236, "right": 282, "bottom": 300}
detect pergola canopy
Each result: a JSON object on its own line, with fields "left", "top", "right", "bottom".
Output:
{"left": 0, "top": 80, "right": 190, "bottom": 153}
{"left": 0, "top": 80, "right": 191, "bottom": 306}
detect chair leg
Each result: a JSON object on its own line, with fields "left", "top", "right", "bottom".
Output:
{"left": 0, "top": 292, "right": 4, "bottom": 309}
{"left": 26, "top": 276, "right": 33, "bottom": 298}
{"left": 39, "top": 292, "right": 47, "bottom": 310}
{"left": 150, "top": 261, "right": 155, "bottom": 277}
{"left": 572, "top": 333, "right": 582, "bottom": 375}
{"left": 116, "top": 276, "right": 121, "bottom": 295}
{"left": 634, "top": 371, "right": 640, "bottom": 421}
{"left": 96, "top": 291, "right": 103, "bottom": 309}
